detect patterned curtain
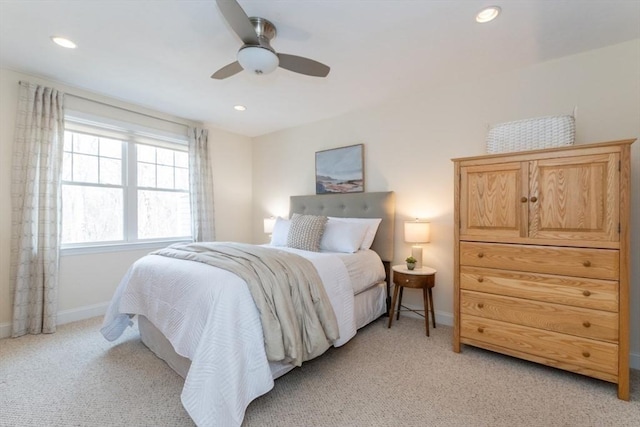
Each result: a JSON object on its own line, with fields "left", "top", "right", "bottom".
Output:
{"left": 188, "top": 127, "right": 215, "bottom": 242}
{"left": 10, "top": 82, "right": 65, "bottom": 337}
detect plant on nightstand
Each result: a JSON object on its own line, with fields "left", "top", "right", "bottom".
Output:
{"left": 405, "top": 256, "right": 417, "bottom": 270}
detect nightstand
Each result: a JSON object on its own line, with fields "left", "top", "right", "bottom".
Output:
{"left": 387, "top": 265, "right": 436, "bottom": 336}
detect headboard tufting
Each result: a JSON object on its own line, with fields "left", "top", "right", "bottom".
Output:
{"left": 289, "top": 191, "right": 395, "bottom": 262}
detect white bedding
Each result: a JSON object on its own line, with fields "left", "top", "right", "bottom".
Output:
{"left": 101, "top": 246, "right": 357, "bottom": 427}
{"left": 333, "top": 249, "right": 386, "bottom": 294}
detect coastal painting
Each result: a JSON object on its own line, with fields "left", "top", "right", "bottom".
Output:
{"left": 315, "top": 144, "right": 364, "bottom": 194}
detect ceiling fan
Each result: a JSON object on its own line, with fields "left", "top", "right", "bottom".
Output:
{"left": 211, "top": 0, "right": 330, "bottom": 80}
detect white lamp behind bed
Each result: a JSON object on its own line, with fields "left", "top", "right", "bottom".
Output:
{"left": 263, "top": 217, "right": 276, "bottom": 236}
{"left": 404, "top": 219, "right": 430, "bottom": 269}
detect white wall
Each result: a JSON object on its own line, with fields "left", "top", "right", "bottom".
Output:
{"left": 252, "top": 40, "right": 640, "bottom": 365}
{"left": 0, "top": 68, "right": 253, "bottom": 336}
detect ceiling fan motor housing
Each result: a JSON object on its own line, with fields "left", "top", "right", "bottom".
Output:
{"left": 237, "top": 17, "right": 279, "bottom": 75}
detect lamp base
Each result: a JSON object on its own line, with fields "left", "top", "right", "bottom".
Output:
{"left": 411, "top": 246, "right": 423, "bottom": 269}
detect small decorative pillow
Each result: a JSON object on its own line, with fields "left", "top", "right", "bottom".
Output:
{"left": 287, "top": 213, "right": 328, "bottom": 252}
{"left": 270, "top": 217, "right": 291, "bottom": 246}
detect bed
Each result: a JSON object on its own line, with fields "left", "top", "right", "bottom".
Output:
{"left": 101, "top": 191, "right": 395, "bottom": 427}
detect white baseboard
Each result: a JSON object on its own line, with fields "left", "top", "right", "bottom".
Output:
{"left": 0, "top": 321, "right": 11, "bottom": 339}
{"left": 0, "top": 301, "right": 110, "bottom": 339}
{"left": 56, "top": 301, "right": 110, "bottom": 325}
{"left": 631, "top": 352, "right": 640, "bottom": 370}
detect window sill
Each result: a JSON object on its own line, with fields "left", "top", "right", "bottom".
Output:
{"left": 61, "top": 239, "right": 192, "bottom": 256}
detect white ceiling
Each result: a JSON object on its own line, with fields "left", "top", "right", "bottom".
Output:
{"left": 1, "top": 1, "right": 638, "bottom": 137}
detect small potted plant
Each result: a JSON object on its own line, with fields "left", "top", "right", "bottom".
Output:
{"left": 405, "top": 256, "right": 417, "bottom": 270}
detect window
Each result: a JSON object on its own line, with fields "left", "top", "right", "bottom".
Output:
{"left": 61, "top": 117, "right": 191, "bottom": 248}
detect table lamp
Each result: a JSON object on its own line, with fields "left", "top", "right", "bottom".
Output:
{"left": 263, "top": 217, "right": 276, "bottom": 236}
{"left": 404, "top": 219, "right": 430, "bottom": 269}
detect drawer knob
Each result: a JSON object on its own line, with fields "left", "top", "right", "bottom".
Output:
{"left": 583, "top": 290, "right": 591, "bottom": 297}
{"left": 582, "top": 351, "right": 591, "bottom": 358}
{"left": 583, "top": 260, "right": 591, "bottom": 267}
{"left": 530, "top": 196, "right": 538, "bottom": 203}
{"left": 477, "top": 277, "right": 484, "bottom": 283}
{"left": 477, "top": 252, "right": 484, "bottom": 258}
{"left": 583, "top": 321, "right": 591, "bottom": 328}
{"left": 405, "top": 279, "right": 410, "bottom": 283}
{"left": 520, "top": 196, "right": 528, "bottom": 203}
{"left": 477, "top": 327, "right": 484, "bottom": 333}
{"left": 478, "top": 303, "right": 484, "bottom": 309}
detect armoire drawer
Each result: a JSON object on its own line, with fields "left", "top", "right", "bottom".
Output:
{"left": 460, "top": 290, "right": 619, "bottom": 342}
{"left": 460, "top": 242, "right": 619, "bottom": 280}
{"left": 460, "top": 266, "right": 619, "bottom": 312}
{"left": 460, "top": 315, "right": 618, "bottom": 378}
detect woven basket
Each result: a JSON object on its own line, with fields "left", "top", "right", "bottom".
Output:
{"left": 486, "top": 115, "right": 575, "bottom": 154}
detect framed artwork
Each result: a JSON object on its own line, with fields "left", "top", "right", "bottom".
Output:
{"left": 315, "top": 144, "right": 364, "bottom": 194}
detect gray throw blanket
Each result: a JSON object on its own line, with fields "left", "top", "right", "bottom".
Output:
{"left": 151, "top": 242, "right": 340, "bottom": 367}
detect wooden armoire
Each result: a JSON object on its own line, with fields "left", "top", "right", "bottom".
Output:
{"left": 452, "top": 139, "right": 635, "bottom": 400}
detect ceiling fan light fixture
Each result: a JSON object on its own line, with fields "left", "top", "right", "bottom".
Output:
{"left": 476, "top": 6, "right": 501, "bottom": 23}
{"left": 237, "top": 46, "right": 279, "bottom": 75}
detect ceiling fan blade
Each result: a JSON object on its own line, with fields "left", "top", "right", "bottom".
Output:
{"left": 211, "top": 61, "right": 243, "bottom": 80}
{"left": 277, "top": 53, "right": 330, "bottom": 77}
{"left": 215, "top": 0, "right": 259, "bottom": 45}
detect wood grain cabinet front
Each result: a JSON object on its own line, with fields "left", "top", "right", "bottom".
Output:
{"left": 453, "top": 139, "right": 634, "bottom": 400}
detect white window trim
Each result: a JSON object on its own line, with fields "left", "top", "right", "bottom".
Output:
{"left": 61, "top": 239, "right": 192, "bottom": 256}
{"left": 62, "top": 112, "right": 192, "bottom": 253}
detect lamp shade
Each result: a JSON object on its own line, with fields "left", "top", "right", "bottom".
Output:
{"left": 404, "top": 220, "right": 430, "bottom": 243}
{"left": 263, "top": 217, "right": 276, "bottom": 234}
{"left": 237, "top": 46, "right": 279, "bottom": 75}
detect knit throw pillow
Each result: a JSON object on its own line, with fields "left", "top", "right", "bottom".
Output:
{"left": 286, "top": 213, "right": 328, "bottom": 252}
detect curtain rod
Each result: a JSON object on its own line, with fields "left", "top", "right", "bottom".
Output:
{"left": 19, "top": 81, "right": 190, "bottom": 128}
{"left": 65, "top": 92, "right": 190, "bottom": 129}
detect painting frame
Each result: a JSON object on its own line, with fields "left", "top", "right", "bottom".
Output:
{"left": 315, "top": 144, "right": 364, "bottom": 194}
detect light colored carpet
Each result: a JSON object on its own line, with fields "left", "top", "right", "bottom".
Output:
{"left": 0, "top": 315, "right": 639, "bottom": 426}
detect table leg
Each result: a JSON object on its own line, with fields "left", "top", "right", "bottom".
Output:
{"left": 396, "top": 287, "right": 404, "bottom": 320}
{"left": 422, "top": 286, "right": 430, "bottom": 337}
{"left": 388, "top": 283, "right": 401, "bottom": 328}
{"left": 428, "top": 287, "right": 436, "bottom": 328}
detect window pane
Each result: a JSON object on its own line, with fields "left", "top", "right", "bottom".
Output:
{"left": 74, "top": 134, "right": 99, "bottom": 155}
{"left": 175, "top": 168, "right": 189, "bottom": 190}
{"left": 62, "top": 185, "right": 123, "bottom": 244}
{"left": 138, "top": 190, "right": 191, "bottom": 239}
{"left": 138, "top": 162, "right": 156, "bottom": 187}
{"left": 100, "top": 158, "right": 122, "bottom": 185}
{"left": 156, "top": 148, "right": 174, "bottom": 166}
{"left": 137, "top": 145, "right": 156, "bottom": 163}
{"left": 73, "top": 154, "right": 99, "bottom": 183}
{"left": 175, "top": 151, "right": 188, "bottom": 168}
{"left": 157, "top": 165, "right": 174, "bottom": 189}
{"left": 64, "top": 132, "right": 73, "bottom": 151}
{"left": 99, "top": 138, "right": 122, "bottom": 159}
{"left": 62, "top": 153, "right": 73, "bottom": 181}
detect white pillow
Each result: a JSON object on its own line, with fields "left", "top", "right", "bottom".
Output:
{"left": 270, "top": 217, "right": 290, "bottom": 246}
{"left": 328, "top": 217, "right": 382, "bottom": 250}
{"left": 320, "top": 220, "right": 369, "bottom": 253}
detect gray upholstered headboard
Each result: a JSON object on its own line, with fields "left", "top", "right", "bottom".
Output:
{"left": 289, "top": 191, "right": 395, "bottom": 262}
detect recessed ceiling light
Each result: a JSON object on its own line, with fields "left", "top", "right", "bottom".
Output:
{"left": 51, "top": 36, "right": 77, "bottom": 49}
{"left": 234, "top": 105, "right": 247, "bottom": 111}
{"left": 476, "top": 6, "right": 501, "bottom": 23}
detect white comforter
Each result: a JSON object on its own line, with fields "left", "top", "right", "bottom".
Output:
{"left": 101, "top": 246, "right": 356, "bottom": 427}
